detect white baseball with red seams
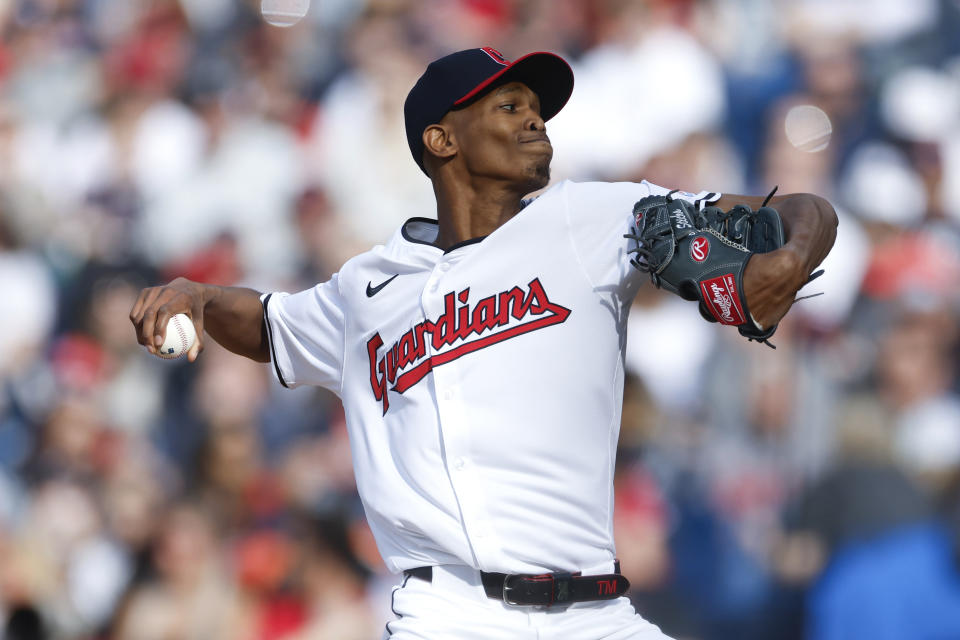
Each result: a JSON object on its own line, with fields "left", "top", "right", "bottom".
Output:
{"left": 156, "top": 313, "right": 196, "bottom": 359}
{"left": 261, "top": 180, "right": 719, "bottom": 639}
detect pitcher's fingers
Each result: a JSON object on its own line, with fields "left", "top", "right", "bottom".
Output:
{"left": 135, "top": 288, "right": 170, "bottom": 344}
{"left": 141, "top": 305, "right": 164, "bottom": 351}
{"left": 187, "top": 336, "right": 202, "bottom": 362}
{"left": 130, "top": 287, "right": 162, "bottom": 340}
{"left": 187, "top": 305, "right": 205, "bottom": 362}
{"left": 129, "top": 288, "right": 153, "bottom": 325}
{"left": 152, "top": 305, "right": 178, "bottom": 348}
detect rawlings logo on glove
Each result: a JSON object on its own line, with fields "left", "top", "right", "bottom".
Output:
{"left": 690, "top": 237, "right": 709, "bottom": 262}
{"left": 625, "top": 191, "right": 786, "bottom": 347}
{"left": 700, "top": 275, "right": 745, "bottom": 325}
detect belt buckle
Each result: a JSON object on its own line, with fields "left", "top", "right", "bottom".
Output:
{"left": 501, "top": 573, "right": 526, "bottom": 606}
{"left": 502, "top": 572, "right": 574, "bottom": 607}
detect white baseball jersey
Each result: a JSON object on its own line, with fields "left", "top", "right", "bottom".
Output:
{"left": 262, "top": 180, "right": 720, "bottom": 576}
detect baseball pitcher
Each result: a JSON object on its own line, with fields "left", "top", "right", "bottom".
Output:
{"left": 131, "top": 47, "right": 837, "bottom": 639}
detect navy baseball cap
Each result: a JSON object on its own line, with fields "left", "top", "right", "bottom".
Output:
{"left": 404, "top": 47, "right": 574, "bottom": 174}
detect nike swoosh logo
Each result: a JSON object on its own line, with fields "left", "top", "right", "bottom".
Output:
{"left": 366, "top": 274, "right": 399, "bottom": 297}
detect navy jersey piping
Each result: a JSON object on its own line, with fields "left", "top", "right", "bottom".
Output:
{"left": 400, "top": 217, "right": 487, "bottom": 253}
{"left": 443, "top": 236, "right": 486, "bottom": 253}
{"left": 384, "top": 572, "right": 413, "bottom": 637}
{"left": 261, "top": 293, "right": 289, "bottom": 388}
{"left": 400, "top": 217, "right": 441, "bottom": 246}
{"left": 694, "top": 192, "right": 719, "bottom": 211}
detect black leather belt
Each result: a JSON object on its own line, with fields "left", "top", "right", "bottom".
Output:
{"left": 403, "top": 562, "right": 630, "bottom": 607}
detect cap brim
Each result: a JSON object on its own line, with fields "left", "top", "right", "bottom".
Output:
{"left": 452, "top": 51, "right": 574, "bottom": 122}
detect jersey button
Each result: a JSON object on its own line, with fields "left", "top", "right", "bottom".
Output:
{"left": 439, "top": 262, "right": 451, "bottom": 272}
{"left": 453, "top": 458, "right": 465, "bottom": 470}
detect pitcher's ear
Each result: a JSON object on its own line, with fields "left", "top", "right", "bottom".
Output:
{"left": 423, "top": 124, "right": 457, "bottom": 161}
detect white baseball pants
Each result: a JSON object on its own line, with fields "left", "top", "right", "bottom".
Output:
{"left": 382, "top": 563, "right": 674, "bottom": 640}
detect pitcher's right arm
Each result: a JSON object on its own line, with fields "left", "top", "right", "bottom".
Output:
{"left": 130, "top": 277, "right": 269, "bottom": 362}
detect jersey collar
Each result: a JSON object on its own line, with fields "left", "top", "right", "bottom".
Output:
{"left": 399, "top": 217, "right": 487, "bottom": 254}
{"left": 400, "top": 217, "right": 442, "bottom": 247}
{"left": 397, "top": 194, "right": 539, "bottom": 255}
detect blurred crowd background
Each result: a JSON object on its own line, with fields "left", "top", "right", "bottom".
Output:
{"left": 1, "top": 0, "right": 960, "bottom": 638}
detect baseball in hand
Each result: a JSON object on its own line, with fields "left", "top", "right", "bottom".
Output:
{"left": 156, "top": 314, "right": 197, "bottom": 359}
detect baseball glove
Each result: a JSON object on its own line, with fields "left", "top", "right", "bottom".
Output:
{"left": 625, "top": 190, "right": 787, "bottom": 347}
